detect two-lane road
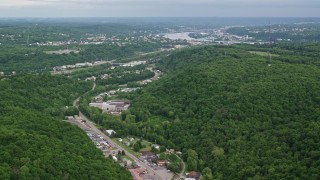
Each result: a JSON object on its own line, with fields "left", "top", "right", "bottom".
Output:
{"left": 78, "top": 111, "right": 164, "bottom": 180}
{"left": 73, "top": 81, "right": 166, "bottom": 180}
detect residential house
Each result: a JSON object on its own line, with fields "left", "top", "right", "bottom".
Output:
{"left": 186, "top": 171, "right": 201, "bottom": 180}
{"left": 129, "top": 168, "right": 146, "bottom": 180}
{"left": 140, "top": 151, "right": 155, "bottom": 158}
{"left": 65, "top": 116, "right": 75, "bottom": 121}
{"left": 157, "top": 160, "right": 168, "bottom": 167}
{"left": 140, "top": 151, "right": 157, "bottom": 162}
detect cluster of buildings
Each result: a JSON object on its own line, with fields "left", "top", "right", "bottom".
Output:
{"left": 120, "top": 61, "right": 146, "bottom": 67}
{"left": 208, "top": 28, "right": 254, "bottom": 44}
{"left": 138, "top": 147, "right": 182, "bottom": 168}
{"left": 120, "top": 88, "right": 141, "bottom": 93}
{"left": 163, "top": 27, "right": 256, "bottom": 46}
{"left": 89, "top": 100, "right": 130, "bottom": 114}
{"left": 53, "top": 62, "right": 93, "bottom": 71}
{"left": 31, "top": 40, "right": 78, "bottom": 46}
{"left": 53, "top": 60, "right": 109, "bottom": 71}
{"left": 45, "top": 49, "right": 79, "bottom": 55}
{"left": 92, "top": 87, "right": 139, "bottom": 106}
{"left": 28, "top": 32, "right": 169, "bottom": 48}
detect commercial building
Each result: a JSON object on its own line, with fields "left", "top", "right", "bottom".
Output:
{"left": 89, "top": 100, "right": 130, "bottom": 113}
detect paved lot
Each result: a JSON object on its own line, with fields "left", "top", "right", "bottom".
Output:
{"left": 66, "top": 114, "right": 174, "bottom": 180}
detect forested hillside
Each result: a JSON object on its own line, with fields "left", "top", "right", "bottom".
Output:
{"left": 125, "top": 45, "right": 320, "bottom": 179}
{"left": 0, "top": 75, "right": 131, "bottom": 179}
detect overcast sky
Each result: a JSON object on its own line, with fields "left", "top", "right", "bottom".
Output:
{"left": 0, "top": 0, "right": 319, "bottom": 17}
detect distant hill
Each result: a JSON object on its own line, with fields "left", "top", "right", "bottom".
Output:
{"left": 128, "top": 45, "right": 320, "bottom": 179}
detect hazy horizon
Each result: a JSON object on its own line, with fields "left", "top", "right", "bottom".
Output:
{"left": 0, "top": 0, "right": 319, "bottom": 18}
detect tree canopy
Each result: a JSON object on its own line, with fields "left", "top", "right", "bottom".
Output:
{"left": 0, "top": 75, "right": 131, "bottom": 179}
{"left": 124, "top": 44, "right": 320, "bottom": 179}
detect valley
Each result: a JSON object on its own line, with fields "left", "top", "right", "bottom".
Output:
{"left": 1, "top": 17, "right": 320, "bottom": 179}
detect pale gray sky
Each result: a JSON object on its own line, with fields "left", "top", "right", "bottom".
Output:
{"left": 0, "top": 0, "right": 319, "bottom": 17}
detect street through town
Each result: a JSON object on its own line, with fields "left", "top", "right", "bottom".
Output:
{"left": 72, "top": 82, "right": 171, "bottom": 180}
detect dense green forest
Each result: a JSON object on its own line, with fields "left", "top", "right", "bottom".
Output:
{"left": 3, "top": 19, "right": 320, "bottom": 180}
{"left": 0, "top": 75, "right": 131, "bottom": 179}
{"left": 100, "top": 44, "right": 320, "bottom": 179}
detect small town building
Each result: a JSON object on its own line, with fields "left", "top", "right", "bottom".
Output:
{"left": 89, "top": 100, "right": 130, "bottom": 114}
{"left": 140, "top": 151, "right": 155, "bottom": 157}
{"left": 112, "top": 155, "right": 118, "bottom": 162}
{"left": 106, "top": 129, "right": 116, "bottom": 136}
{"left": 157, "top": 160, "right": 167, "bottom": 167}
{"left": 65, "top": 116, "right": 75, "bottom": 121}
{"left": 129, "top": 168, "right": 146, "bottom": 180}
{"left": 186, "top": 171, "right": 201, "bottom": 180}
{"left": 102, "top": 100, "right": 130, "bottom": 112}
{"left": 166, "top": 149, "right": 175, "bottom": 154}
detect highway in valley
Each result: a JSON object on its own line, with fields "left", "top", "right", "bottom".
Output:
{"left": 71, "top": 82, "right": 173, "bottom": 180}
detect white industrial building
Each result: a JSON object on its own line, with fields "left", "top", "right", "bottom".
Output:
{"left": 89, "top": 100, "right": 130, "bottom": 113}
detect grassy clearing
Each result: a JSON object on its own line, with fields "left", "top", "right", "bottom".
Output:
{"left": 140, "top": 140, "right": 152, "bottom": 151}
{"left": 112, "top": 138, "right": 140, "bottom": 157}
{"left": 112, "top": 137, "right": 154, "bottom": 156}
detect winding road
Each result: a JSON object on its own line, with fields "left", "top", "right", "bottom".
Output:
{"left": 175, "top": 154, "right": 186, "bottom": 179}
